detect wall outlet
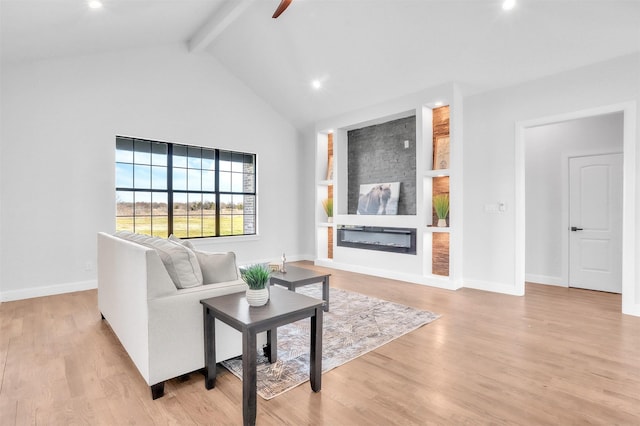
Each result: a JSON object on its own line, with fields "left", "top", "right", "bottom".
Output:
{"left": 84, "top": 261, "right": 93, "bottom": 271}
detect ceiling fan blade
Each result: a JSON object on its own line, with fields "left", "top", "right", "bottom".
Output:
{"left": 272, "top": 0, "right": 293, "bottom": 18}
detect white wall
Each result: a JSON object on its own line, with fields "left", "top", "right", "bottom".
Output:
{"left": 0, "top": 44, "right": 303, "bottom": 301}
{"left": 463, "top": 52, "right": 640, "bottom": 315}
{"left": 525, "top": 113, "right": 623, "bottom": 286}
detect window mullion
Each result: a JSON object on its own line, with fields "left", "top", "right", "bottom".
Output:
{"left": 167, "top": 144, "right": 173, "bottom": 236}
{"left": 215, "top": 149, "right": 220, "bottom": 237}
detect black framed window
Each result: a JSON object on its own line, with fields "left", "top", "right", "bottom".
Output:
{"left": 115, "top": 136, "right": 256, "bottom": 238}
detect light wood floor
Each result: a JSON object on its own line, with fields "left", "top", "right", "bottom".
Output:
{"left": 1, "top": 261, "right": 639, "bottom": 425}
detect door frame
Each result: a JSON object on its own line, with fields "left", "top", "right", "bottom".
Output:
{"left": 515, "top": 101, "right": 638, "bottom": 316}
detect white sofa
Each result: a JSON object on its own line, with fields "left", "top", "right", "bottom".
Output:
{"left": 97, "top": 231, "right": 263, "bottom": 399}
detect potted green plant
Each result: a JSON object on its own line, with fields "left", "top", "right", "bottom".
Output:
{"left": 240, "top": 264, "right": 271, "bottom": 306}
{"left": 433, "top": 194, "right": 449, "bottom": 227}
{"left": 322, "top": 198, "right": 333, "bottom": 223}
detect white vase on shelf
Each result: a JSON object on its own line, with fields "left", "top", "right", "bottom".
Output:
{"left": 437, "top": 218, "right": 447, "bottom": 227}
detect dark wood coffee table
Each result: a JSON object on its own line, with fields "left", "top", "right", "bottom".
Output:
{"left": 270, "top": 266, "right": 331, "bottom": 312}
{"left": 201, "top": 287, "right": 323, "bottom": 426}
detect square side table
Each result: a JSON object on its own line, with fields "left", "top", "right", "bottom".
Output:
{"left": 201, "top": 287, "right": 323, "bottom": 426}
{"left": 270, "top": 266, "right": 330, "bottom": 312}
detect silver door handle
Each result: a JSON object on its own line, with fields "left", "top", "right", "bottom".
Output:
{"left": 571, "top": 226, "right": 584, "bottom": 231}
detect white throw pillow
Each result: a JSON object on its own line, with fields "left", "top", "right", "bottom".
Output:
{"left": 168, "top": 234, "right": 196, "bottom": 250}
{"left": 147, "top": 238, "right": 204, "bottom": 289}
{"left": 195, "top": 251, "right": 239, "bottom": 284}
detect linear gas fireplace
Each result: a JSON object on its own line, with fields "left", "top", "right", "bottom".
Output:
{"left": 337, "top": 225, "right": 417, "bottom": 255}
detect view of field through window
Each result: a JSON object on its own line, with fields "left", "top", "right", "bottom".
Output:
{"left": 115, "top": 137, "right": 256, "bottom": 238}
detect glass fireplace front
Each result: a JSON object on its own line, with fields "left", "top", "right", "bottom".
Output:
{"left": 336, "top": 225, "right": 417, "bottom": 255}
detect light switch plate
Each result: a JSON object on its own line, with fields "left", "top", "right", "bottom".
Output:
{"left": 484, "top": 204, "right": 499, "bottom": 213}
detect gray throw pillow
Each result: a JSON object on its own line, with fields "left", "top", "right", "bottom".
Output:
{"left": 113, "top": 231, "right": 203, "bottom": 289}
{"left": 148, "top": 238, "right": 203, "bottom": 289}
{"left": 195, "top": 251, "right": 239, "bottom": 284}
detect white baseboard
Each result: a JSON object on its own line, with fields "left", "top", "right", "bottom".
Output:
{"left": 314, "top": 259, "right": 461, "bottom": 291}
{"left": 463, "top": 279, "right": 524, "bottom": 296}
{"left": 298, "top": 253, "right": 316, "bottom": 262}
{"left": 422, "top": 275, "right": 464, "bottom": 291}
{"left": 315, "top": 260, "right": 523, "bottom": 294}
{"left": 525, "top": 274, "right": 566, "bottom": 287}
{"left": 622, "top": 301, "right": 640, "bottom": 317}
{"left": 315, "top": 259, "right": 421, "bottom": 284}
{"left": 0, "top": 279, "right": 97, "bottom": 302}
{"left": 240, "top": 253, "right": 311, "bottom": 267}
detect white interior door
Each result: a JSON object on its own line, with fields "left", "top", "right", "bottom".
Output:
{"left": 569, "top": 153, "right": 622, "bottom": 293}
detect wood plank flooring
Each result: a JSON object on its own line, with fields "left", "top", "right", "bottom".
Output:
{"left": 1, "top": 261, "right": 639, "bottom": 425}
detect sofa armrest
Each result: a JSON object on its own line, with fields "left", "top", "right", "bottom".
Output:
{"left": 98, "top": 232, "right": 152, "bottom": 381}
{"left": 147, "top": 280, "right": 251, "bottom": 385}
{"left": 98, "top": 232, "right": 176, "bottom": 384}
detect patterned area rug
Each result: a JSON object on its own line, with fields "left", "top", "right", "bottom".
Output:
{"left": 221, "top": 284, "right": 440, "bottom": 400}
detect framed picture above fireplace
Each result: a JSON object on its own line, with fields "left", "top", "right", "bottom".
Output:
{"left": 357, "top": 182, "right": 400, "bottom": 215}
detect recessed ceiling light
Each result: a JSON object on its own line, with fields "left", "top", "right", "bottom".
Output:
{"left": 88, "top": 1, "right": 103, "bottom": 10}
{"left": 502, "top": 0, "right": 516, "bottom": 11}
{"left": 311, "top": 79, "right": 322, "bottom": 90}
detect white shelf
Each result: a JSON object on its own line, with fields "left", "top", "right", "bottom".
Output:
{"left": 424, "top": 226, "right": 450, "bottom": 233}
{"left": 318, "top": 222, "right": 334, "bottom": 227}
{"left": 424, "top": 169, "right": 450, "bottom": 178}
{"left": 318, "top": 180, "right": 334, "bottom": 186}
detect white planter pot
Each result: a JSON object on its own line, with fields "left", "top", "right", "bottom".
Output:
{"left": 437, "top": 218, "right": 447, "bottom": 227}
{"left": 246, "top": 288, "right": 269, "bottom": 307}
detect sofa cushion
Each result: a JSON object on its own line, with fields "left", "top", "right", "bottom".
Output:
{"left": 169, "top": 234, "right": 196, "bottom": 250}
{"left": 195, "top": 251, "right": 239, "bottom": 284}
{"left": 147, "top": 239, "right": 203, "bottom": 289}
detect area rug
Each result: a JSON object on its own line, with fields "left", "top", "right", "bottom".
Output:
{"left": 221, "top": 284, "right": 440, "bottom": 400}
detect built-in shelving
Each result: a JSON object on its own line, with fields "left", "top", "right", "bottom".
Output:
{"left": 315, "top": 132, "right": 334, "bottom": 261}
{"left": 314, "top": 86, "right": 462, "bottom": 290}
{"left": 425, "top": 106, "right": 451, "bottom": 277}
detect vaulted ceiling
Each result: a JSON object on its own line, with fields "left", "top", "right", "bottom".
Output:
{"left": 2, "top": 0, "right": 639, "bottom": 129}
